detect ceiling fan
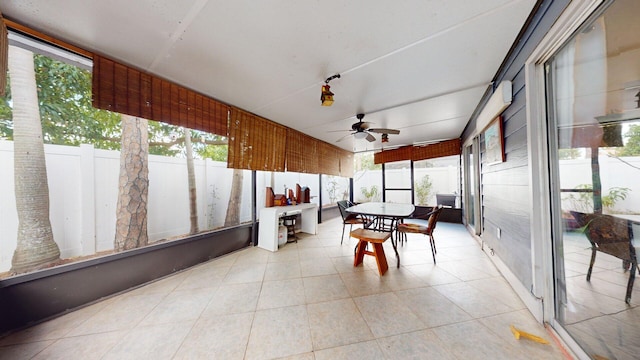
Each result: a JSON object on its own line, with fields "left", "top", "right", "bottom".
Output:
{"left": 335, "top": 113, "right": 400, "bottom": 143}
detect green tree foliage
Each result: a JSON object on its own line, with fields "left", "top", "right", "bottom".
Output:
{"left": 360, "top": 185, "right": 379, "bottom": 202}
{"left": 188, "top": 132, "right": 228, "bottom": 161}
{"left": 355, "top": 152, "right": 381, "bottom": 171}
{"left": 0, "top": 80, "right": 12, "bottom": 138}
{"left": 0, "top": 54, "right": 228, "bottom": 158}
{"left": 146, "top": 124, "right": 228, "bottom": 157}
{"left": 602, "top": 186, "right": 631, "bottom": 210}
{"left": 0, "top": 55, "right": 123, "bottom": 148}
{"left": 617, "top": 124, "right": 640, "bottom": 156}
{"left": 564, "top": 184, "right": 630, "bottom": 213}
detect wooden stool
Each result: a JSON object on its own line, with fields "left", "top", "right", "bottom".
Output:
{"left": 282, "top": 214, "right": 297, "bottom": 243}
{"left": 350, "top": 228, "right": 391, "bottom": 276}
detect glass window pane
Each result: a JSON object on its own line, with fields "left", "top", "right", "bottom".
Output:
{"left": 0, "top": 41, "right": 251, "bottom": 276}
{"left": 257, "top": 171, "right": 320, "bottom": 219}
{"left": 384, "top": 160, "right": 411, "bottom": 188}
{"left": 464, "top": 143, "right": 476, "bottom": 227}
{"left": 414, "top": 155, "right": 460, "bottom": 207}
{"left": 547, "top": 1, "right": 640, "bottom": 356}
{"left": 353, "top": 152, "right": 382, "bottom": 202}
{"left": 322, "top": 175, "right": 349, "bottom": 207}
{"left": 385, "top": 190, "right": 412, "bottom": 204}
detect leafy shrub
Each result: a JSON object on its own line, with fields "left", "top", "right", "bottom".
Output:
{"left": 415, "top": 175, "right": 433, "bottom": 205}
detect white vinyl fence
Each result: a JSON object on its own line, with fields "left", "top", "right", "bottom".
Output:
{"left": 559, "top": 156, "right": 640, "bottom": 214}
{"left": 3, "top": 139, "right": 639, "bottom": 273}
{"left": 0, "top": 141, "right": 254, "bottom": 272}
{"left": 1, "top": 140, "right": 333, "bottom": 273}
{"left": 353, "top": 166, "right": 460, "bottom": 205}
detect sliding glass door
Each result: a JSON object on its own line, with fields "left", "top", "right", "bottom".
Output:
{"left": 464, "top": 138, "right": 481, "bottom": 234}
{"left": 546, "top": 0, "right": 640, "bottom": 357}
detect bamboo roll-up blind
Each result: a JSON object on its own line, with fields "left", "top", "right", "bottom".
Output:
{"left": 227, "top": 108, "right": 286, "bottom": 171}
{"left": 1, "top": 20, "right": 357, "bottom": 176}
{"left": 0, "top": 12, "right": 8, "bottom": 97}
{"left": 339, "top": 149, "right": 354, "bottom": 178}
{"left": 374, "top": 139, "right": 462, "bottom": 164}
{"left": 374, "top": 145, "right": 413, "bottom": 164}
{"left": 92, "top": 55, "right": 228, "bottom": 136}
{"left": 286, "top": 129, "right": 319, "bottom": 174}
{"left": 412, "top": 138, "right": 461, "bottom": 161}
{"left": 318, "top": 141, "right": 341, "bottom": 176}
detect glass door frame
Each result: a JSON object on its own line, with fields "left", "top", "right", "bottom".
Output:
{"left": 382, "top": 161, "right": 414, "bottom": 203}
{"left": 524, "top": 1, "right": 606, "bottom": 357}
{"left": 463, "top": 137, "right": 481, "bottom": 235}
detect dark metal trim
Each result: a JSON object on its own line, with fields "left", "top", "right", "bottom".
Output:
{"left": 251, "top": 170, "right": 258, "bottom": 246}
{"left": 382, "top": 163, "right": 386, "bottom": 202}
{"left": 0, "top": 225, "right": 251, "bottom": 335}
{"left": 318, "top": 173, "right": 323, "bottom": 223}
{"left": 410, "top": 160, "right": 415, "bottom": 204}
{"left": 349, "top": 177, "right": 354, "bottom": 203}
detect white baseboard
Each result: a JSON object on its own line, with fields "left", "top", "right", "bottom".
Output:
{"left": 476, "top": 237, "right": 544, "bottom": 322}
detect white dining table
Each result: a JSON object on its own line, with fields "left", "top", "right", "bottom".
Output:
{"left": 345, "top": 202, "right": 415, "bottom": 267}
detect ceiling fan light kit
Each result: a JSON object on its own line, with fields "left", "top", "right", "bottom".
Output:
{"left": 321, "top": 74, "right": 340, "bottom": 106}
{"left": 335, "top": 113, "right": 400, "bottom": 143}
{"left": 353, "top": 131, "right": 367, "bottom": 139}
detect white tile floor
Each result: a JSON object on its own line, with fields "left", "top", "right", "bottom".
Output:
{"left": 0, "top": 217, "right": 566, "bottom": 359}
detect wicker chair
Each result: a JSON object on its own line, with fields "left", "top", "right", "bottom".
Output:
{"left": 570, "top": 211, "right": 638, "bottom": 304}
{"left": 397, "top": 205, "right": 443, "bottom": 263}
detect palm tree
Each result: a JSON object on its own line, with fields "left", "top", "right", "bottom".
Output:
{"left": 8, "top": 45, "right": 60, "bottom": 274}
{"left": 224, "top": 169, "right": 243, "bottom": 226}
{"left": 184, "top": 127, "right": 199, "bottom": 234}
{"left": 114, "top": 114, "right": 149, "bottom": 251}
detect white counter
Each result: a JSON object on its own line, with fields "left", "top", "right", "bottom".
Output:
{"left": 258, "top": 203, "right": 318, "bottom": 252}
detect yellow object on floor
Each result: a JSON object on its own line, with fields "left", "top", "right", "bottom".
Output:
{"left": 510, "top": 325, "right": 549, "bottom": 344}
{"left": 592, "top": 355, "right": 610, "bottom": 360}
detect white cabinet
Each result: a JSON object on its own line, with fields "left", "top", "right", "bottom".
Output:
{"left": 258, "top": 203, "right": 318, "bottom": 252}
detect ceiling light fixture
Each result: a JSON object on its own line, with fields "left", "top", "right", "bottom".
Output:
{"left": 321, "top": 74, "right": 340, "bottom": 106}
{"left": 353, "top": 131, "right": 367, "bottom": 139}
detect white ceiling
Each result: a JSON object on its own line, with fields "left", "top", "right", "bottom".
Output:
{"left": 0, "top": 0, "right": 536, "bottom": 152}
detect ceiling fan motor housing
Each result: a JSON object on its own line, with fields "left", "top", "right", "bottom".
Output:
{"left": 352, "top": 113, "right": 367, "bottom": 131}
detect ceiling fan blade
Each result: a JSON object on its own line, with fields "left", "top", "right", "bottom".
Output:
{"left": 327, "top": 129, "right": 352, "bottom": 133}
{"left": 336, "top": 133, "right": 353, "bottom": 142}
{"left": 368, "top": 128, "right": 400, "bottom": 135}
{"left": 365, "top": 133, "right": 376, "bottom": 142}
{"left": 360, "top": 121, "right": 372, "bottom": 130}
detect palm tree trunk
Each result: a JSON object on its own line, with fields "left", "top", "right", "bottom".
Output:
{"left": 184, "top": 127, "right": 199, "bottom": 234}
{"left": 224, "top": 169, "right": 243, "bottom": 227}
{"left": 8, "top": 45, "right": 61, "bottom": 274}
{"left": 114, "top": 114, "right": 149, "bottom": 251}
{"left": 590, "top": 146, "right": 602, "bottom": 214}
